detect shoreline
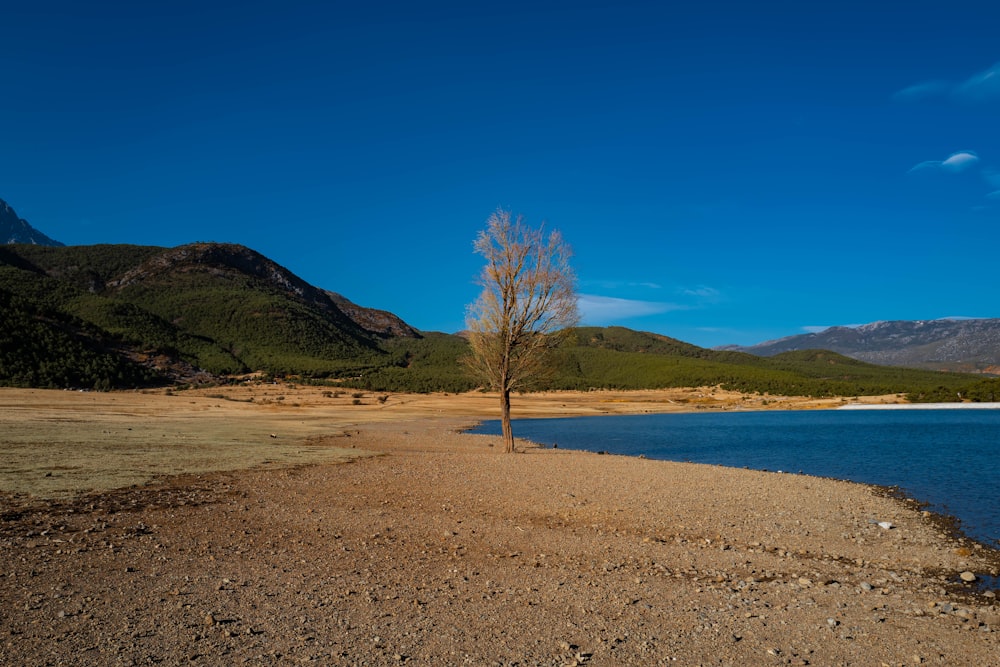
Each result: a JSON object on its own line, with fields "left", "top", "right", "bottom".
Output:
{"left": 467, "top": 421, "right": 1000, "bottom": 571}
{"left": 469, "top": 406, "right": 1000, "bottom": 562}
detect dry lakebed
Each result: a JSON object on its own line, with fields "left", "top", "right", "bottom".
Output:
{"left": 1, "top": 386, "right": 998, "bottom": 666}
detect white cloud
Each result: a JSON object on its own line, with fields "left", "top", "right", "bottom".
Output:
{"left": 577, "top": 294, "right": 683, "bottom": 325}
{"left": 895, "top": 63, "right": 1000, "bottom": 103}
{"left": 987, "top": 191, "right": 1000, "bottom": 200}
{"left": 585, "top": 280, "right": 663, "bottom": 290}
{"left": 954, "top": 62, "right": 1000, "bottom": 102}
{"left": 893, "top": 80, "right": 951, "bottom": 102}
{"left": 908, "top": 150, "right": 979, "bottom": 174}
{"left": 680, "top": 286, "right": 721, "bottom": 299}
{"left": 942, "top": 151, "right": 979, "bottom": 171}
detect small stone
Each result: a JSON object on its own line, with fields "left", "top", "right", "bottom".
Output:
{"left": 826, "top": 618, "right": 838, "bottom": 628}
{"left": 860, "top": 582, "right": 873, "bottom": 591}
{"left": 798, "top": 577, "right": 812, "bottom": 587}
{"left": 204, "top": 613, "right": 216, "bottom": 626}
{"left": 959, "top": 571, "right": 977, "bottom": 583}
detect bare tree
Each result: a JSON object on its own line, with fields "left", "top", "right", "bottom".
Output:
{"left": 464, "top": 208, "right": 579, "bottom": 453}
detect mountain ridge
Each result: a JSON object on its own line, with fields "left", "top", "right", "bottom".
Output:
{"left": 0, "top": 198, "right": 64, "bottom": 246}
{"left": 1, "top": 241, "right": 995, "bottom": 401}
{"left": 0, "top": 241, "right": 424, "bottom": 385}
{"left": 724, "top": 318, "right": 1000, "bottom": 373}
{"left": 1, "top": 197, "right": 998, "bottom": 397}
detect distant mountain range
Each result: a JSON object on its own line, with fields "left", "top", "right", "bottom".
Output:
{"left": 1, "top": 198, "right": 63, "bottom": 246}
{"left": 721, "top": 319, "right": 1000, "bottom": 373}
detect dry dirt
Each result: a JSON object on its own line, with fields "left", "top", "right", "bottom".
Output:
{"left": 1, "top": 386, "right": 998, "bottom": 666}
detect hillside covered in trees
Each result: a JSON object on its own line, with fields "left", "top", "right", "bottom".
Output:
{"left": 1, "top": 242, "right": 996, "bottom": 402}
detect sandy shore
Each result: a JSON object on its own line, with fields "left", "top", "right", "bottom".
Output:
{"left": 2, "top": 386, "right": 998, "bottom": 665}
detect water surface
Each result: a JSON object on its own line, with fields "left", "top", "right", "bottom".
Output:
{"left": 469, "top": 409, "right": 1000, "bottom": 547}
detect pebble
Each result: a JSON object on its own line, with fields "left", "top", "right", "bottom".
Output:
{"left": 959, "top": 571, "right": 977, "bottom": 583}
{"left": 860, "top": 582, "right": 873, "bottom": 591}
{"left": 204, "top": 613, "right": 216, "bottom": 626}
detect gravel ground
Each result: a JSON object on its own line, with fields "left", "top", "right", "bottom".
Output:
{"left": 2, "top": 419, "right": 999, "bottom": 666}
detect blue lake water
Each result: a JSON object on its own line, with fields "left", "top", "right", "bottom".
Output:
{"left": 468, "top": 409, "right": 1000, "bottom": 548}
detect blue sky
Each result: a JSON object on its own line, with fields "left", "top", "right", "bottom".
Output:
{"left": 3, "top": 1, "right": 999, "bottom": 347}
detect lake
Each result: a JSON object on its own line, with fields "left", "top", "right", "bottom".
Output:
{"left": 468, "top": 407, "right": 1000, "bottom": 548}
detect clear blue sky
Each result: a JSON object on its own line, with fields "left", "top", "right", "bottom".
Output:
{"left": 4, "top": 1, "right": 999, "bottom": 347}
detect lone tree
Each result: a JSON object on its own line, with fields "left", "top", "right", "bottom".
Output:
{"left": 464, "top": 208, "right": 579, "bottom": 453}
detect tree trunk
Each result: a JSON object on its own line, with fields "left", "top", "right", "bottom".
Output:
{"left": 500, "top": 388, "right": 514, "bottom": 453}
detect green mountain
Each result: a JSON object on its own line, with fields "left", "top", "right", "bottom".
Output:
{"left": 541, "top": 327, "right": 987, "bottom": 400}
{"left": 1, "top": 242, "right": 994, "bottom": 401}
{"left": 0, "top": 242, "right": 416, "bottom": 387}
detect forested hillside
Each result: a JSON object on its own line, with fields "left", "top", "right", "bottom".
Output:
{"left": 2, "top": 242, "right": 996, "bottom": 402}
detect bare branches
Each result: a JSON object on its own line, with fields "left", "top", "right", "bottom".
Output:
{"left": 463, "top": 208, "right": 579, "bottom": 452}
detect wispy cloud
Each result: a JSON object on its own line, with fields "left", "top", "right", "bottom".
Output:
{"left": 984, "top": 168, "right": 1000, "bottom": 189}
{"left": 893, "top": 80, "right": 952, "bottom": 102}
{"left": 983, "top": 169, "right": 1000, "bottom": 201}
{"left": 680, "top": 285, "right": 721, "bottom": 299}
{"left": 908, "top": 150, "right": 979, "bottom": 174}
{"left": 577, "top": 294, "right": 683, "bottom": 325}
{"left": 584, "top": 280, "right": 663, "bottom": 290}
{"left": 954, "top": 62, "right": 1000, "bottom": 102}
{"left": 942, "top": 151, "right": 980, "bottom": 172}
{"left": 895, "top": 63, "right": 1000, "bottom": 103}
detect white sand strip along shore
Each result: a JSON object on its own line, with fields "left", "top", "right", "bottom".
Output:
{"left": 839, "top": 402, "right": 1000, "bottom": 410}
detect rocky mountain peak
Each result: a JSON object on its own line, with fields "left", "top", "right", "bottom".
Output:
{"left": 731, "top": 318, "right": 1000, "bottom": 373}
{"left": 0, "top": 198, "right": 64, "bottom": 246}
